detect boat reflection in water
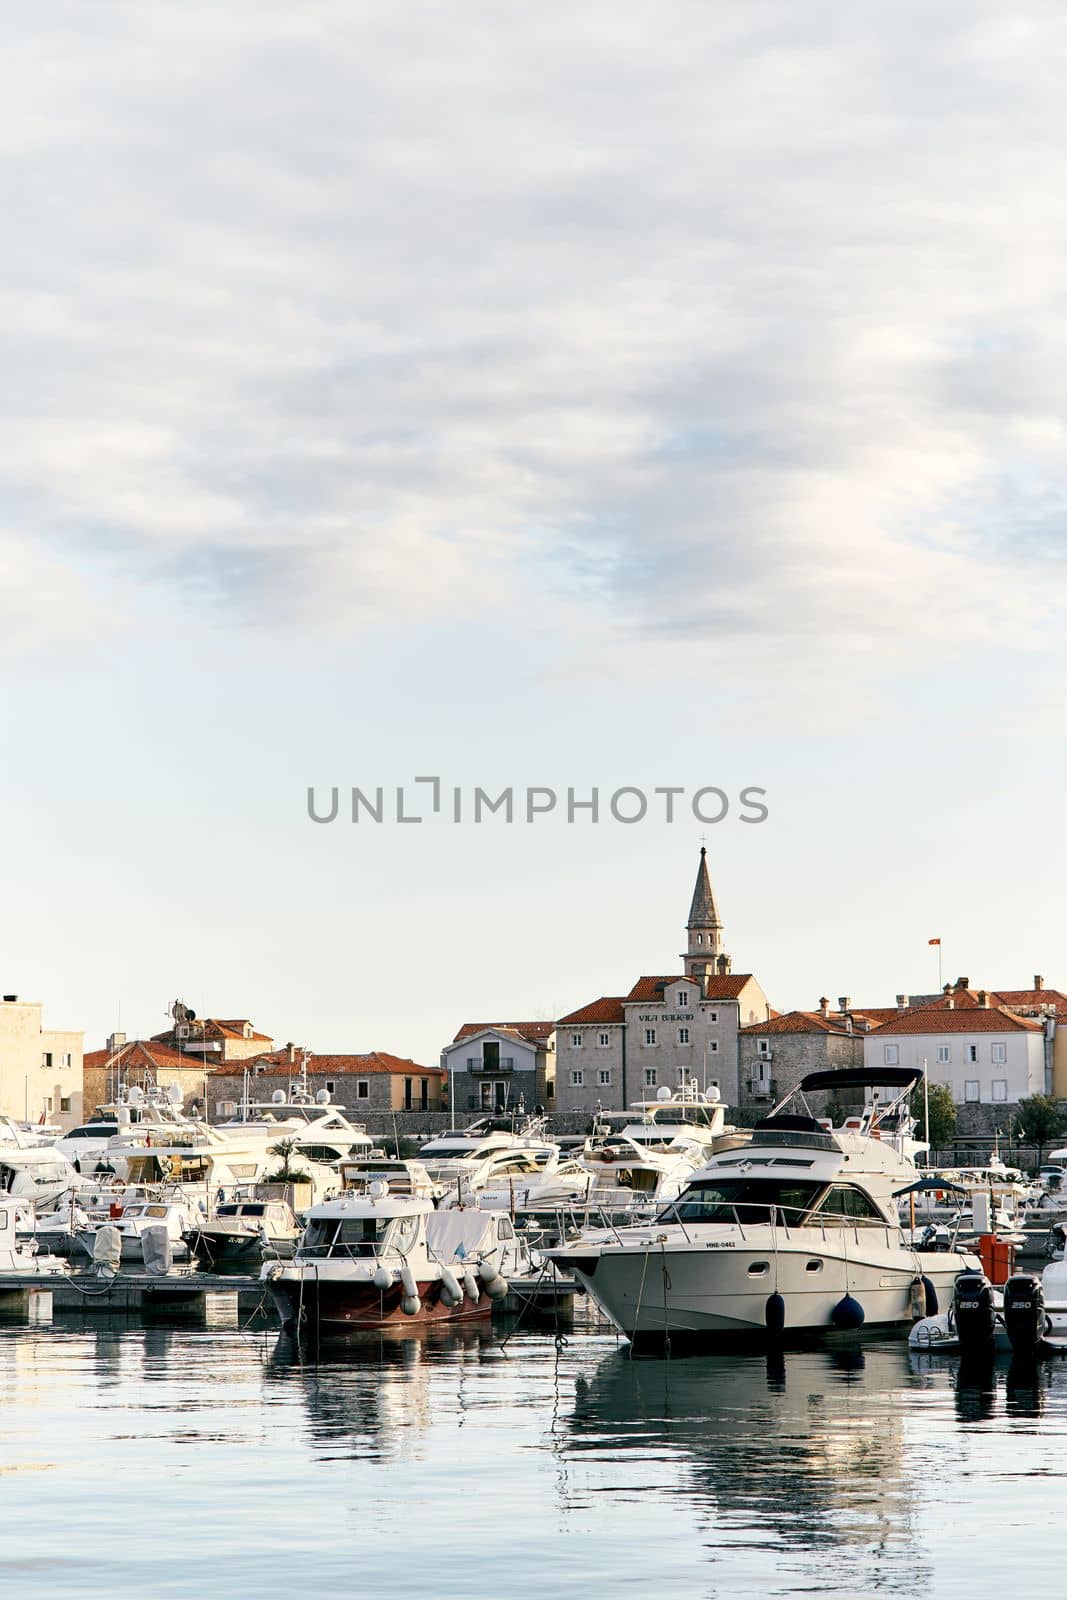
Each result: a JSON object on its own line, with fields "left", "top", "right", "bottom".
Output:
{"left": 566, "top": 1340, "right": 923, "bottom": 1565}
{"left": 265, "top": 1322, "right": 499, "bottom": 1458}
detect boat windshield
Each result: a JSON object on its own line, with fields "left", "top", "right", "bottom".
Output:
{"left": 298, "top": 1217, "right": 393, "bottom": 1259}
{"left": 664, "top": 1177, "right": 824, "bottom": 1226}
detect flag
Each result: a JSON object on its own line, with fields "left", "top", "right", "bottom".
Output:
{"left": 928, "top": 938, "right": 941, "bottom": 946}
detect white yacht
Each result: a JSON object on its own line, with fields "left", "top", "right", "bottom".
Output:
{"left": 214, "top": 1086, "right": 376, "bottom": 1169}
{"left": 76, "top": 1197, "right": 199, "bottom": 1264}
{"left": 473, "top": 1147, "right": 595, "bottom": 1212}
{"left": 261, "top": 1184, "right": 519, "bottom": 1332}
{"left": 576, "top": 1085, "right": 741, "bottom": 1213}
{"left": 187, "top": 1199, "right": 301, "bottom": 1267}
{"left": 548, "top": 1067, "right": 981, "bottom": 1344}
{"left": 418, "top": 1118, "right": 560, "bottom": 1204}
{"left": 0, "top": 1119, "right": 79, "bottom": 1208}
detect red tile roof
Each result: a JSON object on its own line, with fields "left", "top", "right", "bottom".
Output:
{"left": 84, "top": 1041, "right": 211, "bottom": 1074}
{"left": 452, "top": 1021, "right": 555, "bottom": 1045}
{"left": 996, "top": 989, "right": 1067, "bottom": 1017}
{"left": 871, "top": 1005, "right": 1043, "bottom": 1035}
{"left": 210, "top": 1050, "right": 442, "bottom": 1078}
{"left": 557, "top": 997, "right": 626, "bottom": 1026}
{"left": 739, "top": 1011, "right": 856, "bottom": 1038}
{"left": 625, "top": 974, "right": 754, "bottom": 1002}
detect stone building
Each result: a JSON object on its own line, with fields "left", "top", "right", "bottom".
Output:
{"left": 737, "top": 1009, "right": 866, "bottom": 1121}
{"left": 441, "top": 1023, "right": 556, "bottom": 1115}
{"left": 0, "top": 993, "right": 83, "bottom": 1129}
{"left": 209, "top": 1046, "right": 445, "bottom": 1121}
{"left": 151, "top": 1008, "right": 275, "bottom": 1067}
{"left": 83, "top": 1036, "right": 219, "bottom": 1118}
{"left": 556, "top": 848, "right": 772, "bottom": 1114}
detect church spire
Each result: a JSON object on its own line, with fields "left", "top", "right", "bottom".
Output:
{"left": 682, "top": 846, "right": 727, "bottom": 978}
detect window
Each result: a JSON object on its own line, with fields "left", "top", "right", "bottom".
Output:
{"left": 60, "top": 1097, "right": 71, "bottom": 1113}
{"left": 597, "top": 1032, "right": 610, "bottom": 1047}
{"left": 325, "top": 1079, "right": 336, "bottom": 1095}
{"left": 670, "top": 1177, "right": 823, "bottom": 1226}
{"left": 992, "top": 1042, "right": 1007, "bottom": 1064}
{"left": 404, "top": 1077, "right": 413, "bottom": 1111}
{"left": 644, "top": 1068, "right": 657, "bottom": 1087}
{"left": 356, "top": 1079, "right": 370, "bottom": 1100}
{"left": 966, "top": 1045, "right": 978, "bottom": 1064}
{"left": 708, "top": 1011, "right": 718, "bottom": 1023}
{"left": 708, "top": 1040, "right": 719, "bottom": 1054}
{"left": 420, "top": 1078, "right": 429, "bottom": 1110}
{"left": 41, "top": 1052, "right": 53, "bottom": 1069}
{"left": 677, "top": 1027, "right": 690, "bottom": 1046}
{"left": 570, "top": 1069, "right": 584, "bottom": 1087}
{"left": 814, "top": 1186, "right": 885, "bottom": 1225}
{"left": 964, "top": 1080, "right": 980, "bottom": 1103}
{"left": 884, "top": 1044, "right": 899, "bottom": 1066}
{"left": 598, "top": 1069, "right": 612, "bottom": 1086}
{"left": 61, "top": 1052, "right": 72, "bottom": 1068}
{"left": 936, "top": 1045, "right": 951, "bottom": 1064}
{"left": 678, "top": 990, "right": 690, "bottom": 1009}
{"left": 992, "top": 1080, "right": 1008, "bottom": 1102}
{"left": 571, "top": 1033, "right": 583, "bottom": 1048}
{"left": 644, "top": 1028, "right": 657, "bottom": 1047}
{"left": 757, "top": 1039, "right": 771, "bottom": 1059}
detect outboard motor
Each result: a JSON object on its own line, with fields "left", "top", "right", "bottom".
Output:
{"left": 1002, "top": 1273, "right": 1046, "bottom": 1357}
{"left": 953, "top": 1271, "right": 996, "bottom": 1356}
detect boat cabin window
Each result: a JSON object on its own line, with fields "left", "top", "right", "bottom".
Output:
{"left": 666, "top": 1178, "right": 824, "bottom": 1226}
{"left": 813, "top": 1186, "right": 885, "bottom": 1225}
{"left": 302, "top": 1145, "right": 345, "bottom": 1163}
{"left": 299, "top": 1217, "right": 392, "bottom": 1258}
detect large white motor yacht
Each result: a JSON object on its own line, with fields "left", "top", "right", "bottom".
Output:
{"left": 418, "top": 1117, "right": 560, "bottom": 1205}
{"left": 549, "top": 1067, "right": 981, "bottom": 1344}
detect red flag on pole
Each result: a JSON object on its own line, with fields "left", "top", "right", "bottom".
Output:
{"left": 928, "top": 938, "right": 941, "bottom": 946}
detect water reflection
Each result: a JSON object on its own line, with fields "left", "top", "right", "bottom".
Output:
{"left": 567, "top": 1340, "right": 917, "bottom": 1561}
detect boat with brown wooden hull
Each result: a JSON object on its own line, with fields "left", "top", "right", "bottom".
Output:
{"left": 262, "top": 1184, "right": 516, "bottom": 1334}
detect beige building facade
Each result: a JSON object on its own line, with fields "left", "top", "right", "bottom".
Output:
{"left": 0, "top": 994, "right": 83, "bottom": 1129}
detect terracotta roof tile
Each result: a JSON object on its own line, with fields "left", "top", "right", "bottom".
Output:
{"left": 626, "top": 973, "right": 754, "bottom": 1002}
{"left": 209, "top": 1050, "right": 442, "bottom": 1078}
{"left": 739, "top": 1010, "right": 856, "bottom": 1038}
{"left": 557, "top": 997, "right": 626, "bottom": 1026}
{"left": 870, "top": 1005, "right": 1043, "bottom": 1035}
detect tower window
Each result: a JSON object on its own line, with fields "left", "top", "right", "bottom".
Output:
{"left": 597, "top": 1032, "right": 610, "bottom": 1047}
{"left": 571, "top": 1069, "right": 584, "bottom": 1087}
{"left": 677, "top": 1027, "right": 690, "bottom": 1045}
{"left": 644, "top": 1028, "right": 657, "bottom": 1047}
{"left": 570, "top": 1033, "right": 583, "bottom": 1049}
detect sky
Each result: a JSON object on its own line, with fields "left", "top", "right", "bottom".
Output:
{"left": 3, "top": 1, "right": 1066, "bottom": 1065}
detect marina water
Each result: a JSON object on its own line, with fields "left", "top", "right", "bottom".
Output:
{"left": 2, "top": 1314, "right": 1062, "bottom": 1597}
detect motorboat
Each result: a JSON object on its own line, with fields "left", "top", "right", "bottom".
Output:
{"left": 473, "top": 1148, "right": 595, "bottom": 1212}
{"left": 547, "top": 1066, "right": 982, "bottom": 1344}
{"left": 0, "top": 1119, "right": 79, "bottom": 1208}
{"left": 214, "top": 1086, "right": 377, "bottom": 1169}
{"left": 75, "top": 1198, "right": 199, "bottom": 1264}
{"left": 261, "top": 1183, "right": 520, "bottom": 1333}
{"left": 589, "top": 1083, "right": 745, "bottom": 1159}
{"left": 0, "top": 1199, "right": 66, "bottom": 1276}
{"left": 188, "top": 1199, "right": 301, "bottom": 1267}
{"left": 911, "top": 1242, "right": 1067, "bottom": 1359}
{"left": 577, "top": 1084, "right": 749, "bottom": 1216}
{"left": 339, "top": 1157, "right": 441, "bottom": 1198}
{"left": 418, "top": 1119, "right": 560, "bottom": 1205}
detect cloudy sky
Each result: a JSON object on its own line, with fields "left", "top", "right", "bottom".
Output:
{"left": 3, "top": 1, "right": 1066, "bottom": 1064}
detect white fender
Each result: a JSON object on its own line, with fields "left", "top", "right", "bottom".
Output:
{"left": 400, "top": 1262, "right": 418, "bottom": 1299}
{"left": 373, "top": 1264, "right": 393, "bottom": 1291}
{"left": 477, "top": 1259, "right": 508, "bottom": 1299}
{"left": 440, "top": 1265, "right": 463, "bottom": 1306}
{"left": 462, "top": 1267, "right": 481, "bottom": 1302}
{"left": 401, "top": 1294, "right": 422, "bottom": 1316}
{"left": 477, "top": 1259, "right": 500, "bottom": 1286}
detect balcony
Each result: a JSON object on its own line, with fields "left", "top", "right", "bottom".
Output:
{"left": 747, "top": 1078, "right": 777, "bottom": 1099}
{"left": 465, "top": 1057, "right": 515, "bottom": 1073}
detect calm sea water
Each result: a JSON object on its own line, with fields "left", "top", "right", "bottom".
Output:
{"left": 0, "top": 1311, "right": 1062, "bottom": 1598}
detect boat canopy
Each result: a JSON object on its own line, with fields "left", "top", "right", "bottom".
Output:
{"left": 798, "top": 1066, "right": 923, "bottom": 1093}
{"left": 892, "top": 1175, "right": 968, "bottom": 1198}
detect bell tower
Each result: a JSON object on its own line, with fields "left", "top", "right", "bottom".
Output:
{"left": 682, "top": 846, "right": 727, "bottom": 979}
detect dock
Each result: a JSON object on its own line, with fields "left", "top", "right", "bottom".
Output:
{"left": 0, "top": 1270, "right": 265, "bottom": 1325}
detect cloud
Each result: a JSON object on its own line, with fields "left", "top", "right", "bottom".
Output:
{"left": 2, "top": 0, "right": 1066, "bottom": 676}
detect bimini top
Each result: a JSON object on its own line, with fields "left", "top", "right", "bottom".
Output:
{"left": 798, "top": 1066, "right": 922, "bottom": 1094}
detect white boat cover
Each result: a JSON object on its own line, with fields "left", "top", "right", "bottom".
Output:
{"left": 424, "top": 1210, "right": 500, "bottom": 1263}
{"left": 142, "top": 1225, "right": 172, "bottom": 1277}
{"left": 93, "top": 1225, "right": 122, "bottom": 1276}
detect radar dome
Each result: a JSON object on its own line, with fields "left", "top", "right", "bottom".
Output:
{"left": 315, "top": 1088, "right": 330, "bottom": 1105}
{"left": 127, "top": 1085, "right": 144, "bottom": 1106}
{"left": 271, "top": 1089, "right": 286, "bottom": 1105}
{"left": 656, "top": 1085, "right": 672, "bottom": 1102}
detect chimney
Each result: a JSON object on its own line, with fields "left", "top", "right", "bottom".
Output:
{"left": 955, "top": 976, "right": 969, "bottom": 990}
{"left": 943, "top": 984, "right": 952, "bottom": 996}
{"left": 896, "top": 993, "right": 909, "bottom": 1010}
{"left": 946, "top": 995, "right": 954, "bottom": 1009}
{"left": 286, "top": 1042, "right": 299, "bottom": 1064}
{"left": 107, "top": 1031, "right": 127, "bottom": 1053}
{"left": 978, "top": 989, "right": 990, "bottom": 1008}
{"left": 819, "top": 997, "right": 830, "bottom": 1019}
{"left": 838, "top": 995, "right": 851, "bottom": 1013}
{"left": 1035, "top": 974, "right": 1045, "bottom": 992}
